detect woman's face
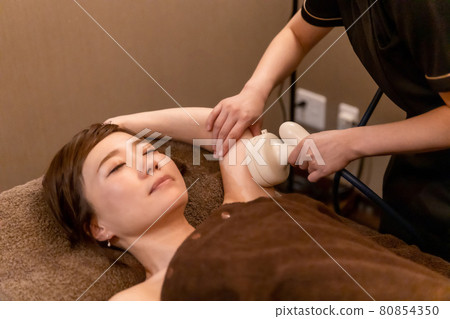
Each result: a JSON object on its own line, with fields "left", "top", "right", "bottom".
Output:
{"left": 82, "top": 132, "right": 188, "bottom": 240}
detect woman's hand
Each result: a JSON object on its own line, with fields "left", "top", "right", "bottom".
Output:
{"left": 104, "top": 115, "right": 127, "bottom": 127}
{"left": 288, "top": 128, "right": 361, "bottom": 182}
{"left": 206, "top": 86, "right": 266, "bottom": 157}
{"left": 104, "top": 114, "right": 142, "bottom": 133}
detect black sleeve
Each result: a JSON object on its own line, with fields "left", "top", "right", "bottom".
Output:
{"left": 391, "top": 0, "right": 450, "bottom": 92}
{"left": 301, "top": 0, "right": 344, "bottom": 27}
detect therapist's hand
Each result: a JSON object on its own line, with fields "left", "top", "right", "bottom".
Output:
{"left": 206, "top": 87, "right": 266, "bottom": 157}
{"left": 288, "top": 129, "right": 360, "bottom": 182}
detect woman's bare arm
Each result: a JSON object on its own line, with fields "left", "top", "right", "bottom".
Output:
{"left": 107, "top": 107, "right": 215, "bottom": 151}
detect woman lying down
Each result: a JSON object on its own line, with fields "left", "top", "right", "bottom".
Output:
{"left": 42, "top": 107, "right": 450, "bottom": 301}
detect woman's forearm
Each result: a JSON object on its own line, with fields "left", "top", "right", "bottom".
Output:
{"left": 108, "top": 107, "right": 214, "bottom": 149}
{"left": 352, "top": 105, "right": 450, "bottom": 158}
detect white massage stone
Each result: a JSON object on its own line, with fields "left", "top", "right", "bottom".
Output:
{"left": 247, "top": 122, "right": 310, "bottom": 187}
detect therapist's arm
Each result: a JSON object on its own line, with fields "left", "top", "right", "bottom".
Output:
{"left": 289, "top": 92, "right": 450, "bottom": 182}
{"left": 355, "top": 93, "right": 450, "bottom": 156}
{"left": 206, "top": 11, "right": 332, "bottom": 156}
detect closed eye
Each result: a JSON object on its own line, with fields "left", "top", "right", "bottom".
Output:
{"left": 108, "top": 163, "right": 125, "bottom": 176}
{"left": 106, "top": 149, "right": 154, "bottom": 176}
{"left": 144, "top": 148, "right": 156, "bottom": 156}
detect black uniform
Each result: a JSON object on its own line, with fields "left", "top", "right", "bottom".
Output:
{"left": 301, "top": 0, "right": 450, "bottom": 260}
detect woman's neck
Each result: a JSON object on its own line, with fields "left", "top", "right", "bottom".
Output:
{"left": 127, "top": 212, "right": 195, "bottom": 278}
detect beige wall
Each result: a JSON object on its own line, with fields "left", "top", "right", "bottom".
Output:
{"left": 0, "top": 0, "right": 405, "bottom": 195}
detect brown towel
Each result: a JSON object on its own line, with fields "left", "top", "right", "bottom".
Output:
{"left": 161, "top": 194, "right": 450, "bottom": 300}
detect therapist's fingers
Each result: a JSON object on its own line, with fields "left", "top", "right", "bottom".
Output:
{"left": 299, "top": 161, "right": 309, "bottom": 171}
{"left": 307, "top": 162, "right": 328, "bottom": 182}
{"left": 307, "top": 170, "right": 322, "bottom": 183}
{"left": 212, "top": 111, "right": 228, "bottom": 152}
{"left": 299, "top": 155, "right": 312, "bottom": 171}
{"left": 206, "top": 103, "right": 222, "bottom": 131}
{"left": 249, "top": 119, "right": 263, "bottom": 137}
{"left": 221, "top": 121, "right": 250, "bottom": 156}
{"left": 216, "top": 117, "right": 238, "bottom": 156}
{"left": 217, "top": 117, "right": 237, "bottom": 142}
{"left": 288, "top": 140, "right": 305, "bottom": 166}
{"left": 307, "top": 162, "right": 315, "bottom": 174}
{"left": 211, "top": 106, "right": 228, "bottom": 141}
{"left": 288, "top": 139, "right": 319, "bottom": 177}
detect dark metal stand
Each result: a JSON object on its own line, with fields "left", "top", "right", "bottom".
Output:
{"left": 287, "top": 0, "right": 299, "bottom": 192}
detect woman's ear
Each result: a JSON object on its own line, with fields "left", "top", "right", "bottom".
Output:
{"left": 89, "top": 217, "right": 111, "bottom": 242}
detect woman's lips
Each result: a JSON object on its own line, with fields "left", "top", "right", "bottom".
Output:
{"left": 150, "top": 176, "right": 171, "bottom": 194}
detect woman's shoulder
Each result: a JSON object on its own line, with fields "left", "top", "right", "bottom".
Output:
{"left": 109, "top": 271, "right": 165, "bottom": 301}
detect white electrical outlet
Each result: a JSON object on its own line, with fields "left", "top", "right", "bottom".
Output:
{"left": 337, "top": 103, "right": 360, "bottom": 129}
{"left": 294, "top": 88, "right": 326, "bottom": 130}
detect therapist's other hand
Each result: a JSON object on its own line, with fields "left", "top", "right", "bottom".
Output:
{"left": 206, "top": 87, "right": 265, "bottom": 157}
{"left": 288, "top": 129, "right": 359, "bottom": 182}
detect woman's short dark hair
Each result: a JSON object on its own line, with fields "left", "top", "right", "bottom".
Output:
{"left": 42, "top": 123, "right": 136, "bottom": 247}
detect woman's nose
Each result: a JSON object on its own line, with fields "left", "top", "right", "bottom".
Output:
{"left": 146, "top": 161, "right": 159, "bottom": 175}
{"left": 145, "top": 151, "right": 163, "bottom": 175}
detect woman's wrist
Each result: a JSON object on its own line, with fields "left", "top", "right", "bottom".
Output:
{"left": 107, "top": 113, "right": 147, "bottom": 133}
